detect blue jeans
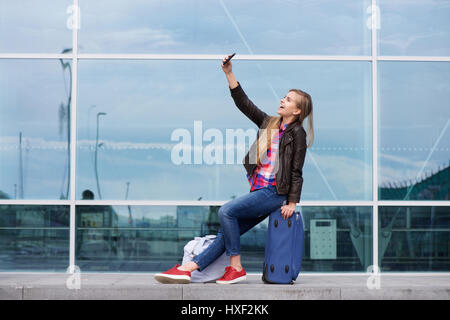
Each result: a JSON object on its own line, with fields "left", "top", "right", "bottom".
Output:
{"left": 192, "top": 185, "right": 287, "bottom": 271}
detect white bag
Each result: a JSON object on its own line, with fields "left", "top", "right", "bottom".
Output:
{"left": 182, "top": 235, "right": 229, "bottom": 283}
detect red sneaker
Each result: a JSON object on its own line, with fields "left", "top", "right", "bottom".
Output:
{"left": 216, "top": 266, "right": 247, "bottom": 284}
{"left": 154, "top": 264, "right": 191, "bottom": 284}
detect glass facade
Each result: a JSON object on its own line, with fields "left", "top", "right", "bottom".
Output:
{"left": 0, "top": 0, "right": 448, "bottom": 273}
{"left": 379, "top": 206, "right": 450, "bottom": 271}
{"left": 378, "top": 61, "right": 450, "bottom": 201}
{"left": 78, "top": 0, "right": 372, "bottom": 55}
{"left": 378, "top": 0, "right": 450, "bottom": 56}
{"left": 0, "top": 59, "right": 72, "bottom": 200}
{"left": 76, "top": 60, "right": 372, "bottom": 201}
{"left": 74, "top": 205, "right": 372, "bottom": 272}
{"left": 0, "top": 206, "right": 70, "bottom": 271}
{"left": 0, "top": 1, "right": 73, "bottom": 53}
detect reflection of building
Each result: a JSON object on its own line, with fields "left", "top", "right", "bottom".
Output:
{"left": 76, "top": 205, "right": 119, "bottom": 260}
{"left": 379, "top": 206, "right": 450, "bottom": 271}
{"left": 176, "top": 205, "right": 268, "bottom": 250}
{"left": 380, "top": 162, "right": 450, "bottom": 200}
{"left": 301, "top": 207, "right": 372, "bottom": 272}
{"left": 176, "top": 206, "right": 209, "bottom": 229}
{"left": 0, "top": 191, "right": 11, "bottom": 199}
{"left": 0, "top": 206, "right": 69, "bottom": 271}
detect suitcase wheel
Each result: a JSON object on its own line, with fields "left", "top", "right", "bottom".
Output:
{"left": 262, "top": 264, "right": 268, "bottom": 283}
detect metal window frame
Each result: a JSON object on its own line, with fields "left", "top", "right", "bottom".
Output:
{"left": 371, "top": 0, "right": 380, "bottom": 273}
{"left": 69, "top": 0, "right": 79, "bottom": 270}
{"left": 1, "top": 0, "right": 449, "bottom": 274}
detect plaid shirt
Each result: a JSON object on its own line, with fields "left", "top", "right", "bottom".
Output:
{"left": 247, "top": 123, "right": 289, "bottom": 191}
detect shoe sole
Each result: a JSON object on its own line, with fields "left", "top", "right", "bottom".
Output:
{"left": 216, "top": 275, "right": 247, "bottom": 284}
{"left": 154, "top": 274, "right": 191, "bottom": 284}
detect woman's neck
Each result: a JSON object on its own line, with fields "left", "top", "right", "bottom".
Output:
{"left": 281, "top": 116, "right": 295, "bottom": 127}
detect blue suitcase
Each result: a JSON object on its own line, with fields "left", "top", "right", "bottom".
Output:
{"left": 262, "top": 206, "right": 304, "bottom": 284}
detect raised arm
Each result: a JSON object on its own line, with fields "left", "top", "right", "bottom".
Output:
{"left": 222, "top": 55, "right": 268, "bottom": 127}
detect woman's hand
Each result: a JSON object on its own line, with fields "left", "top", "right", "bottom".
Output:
{"left": 281, "top": 202, "right": 296, "bottom": 220}
{"left": 222, "top": 54, "right": 238, "bottom": 89}
{"left": 221, "top": 54, "right": 233, "bottom": 74}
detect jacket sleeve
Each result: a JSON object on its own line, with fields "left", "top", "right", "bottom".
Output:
{"left": 230, "top": 82, "right": 268, "bottom": 127}
{"left": 287, "top": 129, "right": 307, "bottom": 204}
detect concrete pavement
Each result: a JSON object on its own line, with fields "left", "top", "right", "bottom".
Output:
{"left": 0, "top": 273, "right": 449, "bottom": 300}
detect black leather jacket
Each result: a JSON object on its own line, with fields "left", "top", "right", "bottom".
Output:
{"left": 230, "top": 83, "right": 307, "bottom": 203}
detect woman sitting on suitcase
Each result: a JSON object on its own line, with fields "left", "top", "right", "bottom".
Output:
{"left": 155, "top": 54, "right": 314, "bottom": 285}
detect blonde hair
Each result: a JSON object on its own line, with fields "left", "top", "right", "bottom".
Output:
{"left": 289, "top": 89, "right": 314, "bottom": 149}
{"left": 255, "top": 89, "right": 314, "bottom": 166}
{"left": 255, "top": 116, "right": 281, "bottom": 166}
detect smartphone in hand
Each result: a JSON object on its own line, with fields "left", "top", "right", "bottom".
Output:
{"left": 222, "top": 53, "right": 236, "bottom": 65}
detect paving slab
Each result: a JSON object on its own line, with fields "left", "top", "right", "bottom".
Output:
{"left": 0, "top": 273, "right": 449, "bottom": 300}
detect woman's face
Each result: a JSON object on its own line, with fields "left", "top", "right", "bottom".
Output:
{"left": 277, "top": 91, "right": 301, "bottom": 118}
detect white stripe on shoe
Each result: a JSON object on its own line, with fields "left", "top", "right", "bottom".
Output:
{"left": 154, "top": 273, "right": 191, "bottom": 284}
{"left": 216, "top": 275, "right": 247, "bottom": 284}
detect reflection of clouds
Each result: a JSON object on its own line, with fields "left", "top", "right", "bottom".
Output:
{"left": 78, "top": 139, "right": 173, "bottom": 151}
{"left": 75, "top": 0, "right": 371, "bottom": 54}
{"left": 305, "top": 152, "right": 371, "bottom": 199}
{"left": 379, "top": 153, "right": 445, "bottom": 185}
{"left": 380, "top": 166, "right": 423, "bottom": 186}
{"left": 380, "top": 153, "right": 425, "bottom": 169}
{"left": 82, "top": 28, "right": 180, "bottom": 51}
{"left": 0, "top": 136, "right": 172, "bottom": 151}
{"left": 0, "top": 136, "right": 254, "bottom": 153}
{"left": 2, "top": 133, "right": 445, "bottom": 200}
{"left": 78, "top": 164, "right": 246, "bottom": 200}
{"left": 0, "top": 0, "right": 72, "bottom": 52}
{"left": 382, "top": 0, "right": 450, "bottom": 8}
{"left": 0, "top": 136, "right": 67, "bottom": 150}
{"left": 379, "top": 0, "right": 450, "bottom": 55}
{"left": 379, "top": 32, "right": 446, "bottom": 53}
{"left": 230, "top": 0, "right": 370, "bottom": 55}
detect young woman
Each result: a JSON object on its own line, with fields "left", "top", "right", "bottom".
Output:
{"left": 155, "top": 54, "right": 314, "bottom": 284}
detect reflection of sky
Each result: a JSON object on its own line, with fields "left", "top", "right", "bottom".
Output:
{"left": 0, "top": 0, "right": 73, "bottom": 53}
{"left": 0, "top": 59, "right": 71, "bottom": 199}
{"left": 3, "top": 0, "right": 450, "bottom": 55}
{"left": 378, "top": 61, "right": 450, "bottom": 186}
{"left": 378, "top": 0, "right": 450, "bottom": 56}
{"left": 73, "top": 60, "right": 372, "bottom": 200}
{"left": 0, "top": 0, "right": 373, "bottom": 55}
{"left": 77, "top": 0, "right": 372, "bottom": 55}
{"left": 0, "top": 1, "right": 449, "bottom": 201}
{"left": 1, "top": 59, "right": 449, "bottom": 200}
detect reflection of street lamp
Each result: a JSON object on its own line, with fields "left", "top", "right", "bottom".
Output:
{"left": 88, "top": 105, "right": 97, "bottom": 175}
{"left": 59, "top": 48, "right": 72, "bottom": 199}
{"left": 95, "top": 112, "right": 107, "bottom": 199}
{"left": 125, "top": 182, "right": 133, "bottom": 226}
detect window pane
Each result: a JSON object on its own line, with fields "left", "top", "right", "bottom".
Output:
{"left": 75, "top": 205, "right": 371, "bottom": 272}
{"left": 78, "top": 0, "right": 371, "bottom": 55}
{"left": 0, "top": 1, "right": 73, "bottom": 53}
{"left": 378, "top": 0, "right": 450, "bottom": 56}
{"left": 0, "top": 205, "right": 70, "bottom": 271}
{"left": 378, "top": 62, "right": 450, "bottom": 201}
{"left": 0, "top": 60, "right": 72, "bottom": 200}
{"left": 76, "top": 60, "right": 372, "bottom": 201}
{"left": 301, "top": 206, "right": 372, "bottom": 272}
{"left": 379, "top": 206, "right": 450, "bottom": 271}
{"left": 76, "top": 205, "right": 218, "bottom": 272}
